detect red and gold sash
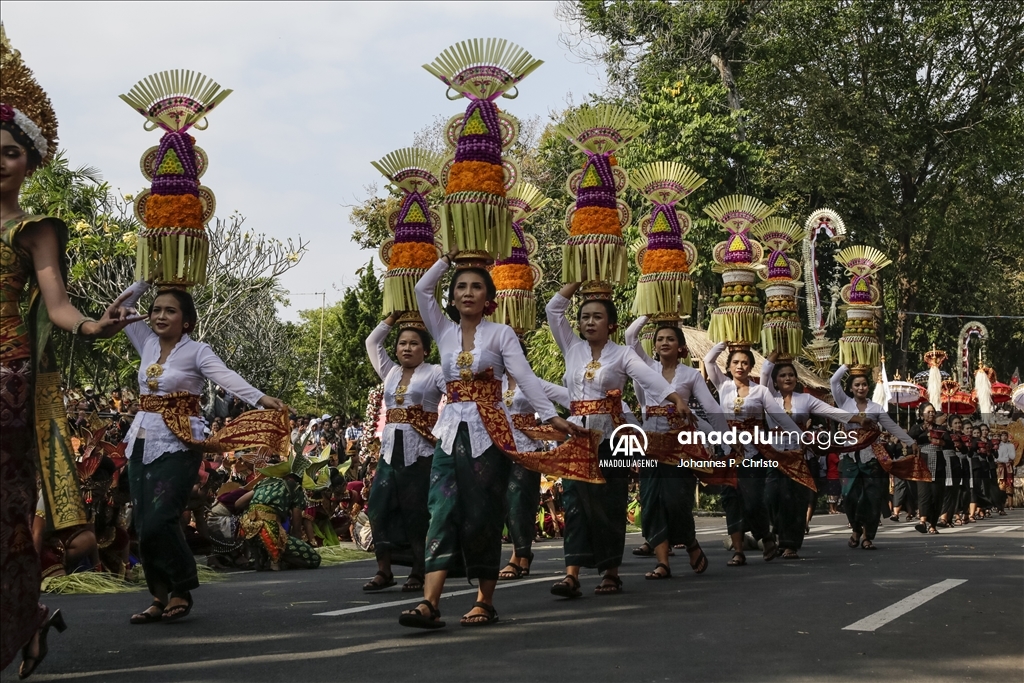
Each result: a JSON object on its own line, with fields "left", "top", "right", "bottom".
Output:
{"left": 810, "top": 427, "right": 931, "bottom": 482}
{"left": 640, "top": 406, "right": 715, "bottom": 470}
{"left": 511, "top": 413, "right": 566, "bottom": 443}
{"left": 385, "top": 405, "right": 438, "bottom": 446}
{"left": 730, "top": 418, "right": 817, "bottom": 492}
{"left": 570, "top": 389, "right": 626, "bottom": 426}
{"left": 139, "top": 391, "right": 290, "bottom": 456}
{"left": 446, "top": 370, "right": 603, "bottom": 483}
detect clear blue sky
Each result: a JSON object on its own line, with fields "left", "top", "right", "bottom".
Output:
{"left": 4, "top": 1, "right": 604, "bottom": 320}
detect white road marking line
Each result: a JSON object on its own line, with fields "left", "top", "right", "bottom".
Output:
{"left": 807, "top": 524, "right": 849, "bottom": 532}
{"left": 842, "top": 579, "right": 967, "bottom": 632}
{"left": 979, "top": 525, "right": 1021, "bottom": 534}
{"left": 876, "top": 527, "right": 922, "bottom": 535}
{"left": 314, "top": 575, "right": 557, "bottom": 616}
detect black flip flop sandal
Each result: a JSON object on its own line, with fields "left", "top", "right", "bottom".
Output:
{"left": 161, "top": 593, "right": 193, "bottom": 622}
{"left": 550, "top": 574, "right": 582, "bottom": 598}
{"left": 363, "top": 571, "right": 396, "bottom": 591}
{"left": 130, "top": 600, "right": 164, "bottom": 625}
{"left": 645, "top": 562, "right": 672, "bottom": 580}
{"left": 687, "top": 544, "right": 709, "bottom": 574}
{"left": 399, "top": 600, "right": 445, "bottom": 629}
{"left": 460, "top": 601, "right": 498, "bottom": 627}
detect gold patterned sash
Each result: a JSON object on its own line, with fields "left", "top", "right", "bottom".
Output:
{"left": 446, "top": 369, "right": 603, "bottom": 483}
{"left": 570, "top": 389, "right": 626, "bottom": 426}
{"left": 385, "top": 405, "right": 438, "bottom": 446}
{"left": 139, "top": 391, "right": 290, "bottom": 455}
{"left": 730, "top": 418, "right": 817, "bottom": 491}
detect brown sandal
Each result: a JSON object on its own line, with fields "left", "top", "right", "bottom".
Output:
{"left": 498, "top": 563, "right": 523, "bottom": 580}
{"left": 645, "top": 562, "right": 672, "bottom": 580}
{"left": 550, "top": 574, "right": 582, "bottom": 598}
{"left": 727, "top": 552, "right": 746, "bottom": 567}
{"left": 594, "top": 573, "right": 623, "bottom": 594}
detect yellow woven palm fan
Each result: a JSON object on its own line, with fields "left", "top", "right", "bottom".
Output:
{"left": 423, "top": 38, "right": 543, "bottom": 101}
{"left": 371, "top": 147, "right": 444, "bottom": 194}
{"left": 751, "top": 217, "right": 805, "bottom": 253}
{"left": 555, "top": 104, "right": 649, "bottom": 155}
{"left": 628, "top": 161, "right": 707, "bottom": 203}
{"left": 703, "top": 194, "right": 776, "bottom": 232}
{"left": 506, "top": 181, "right": 551, "bottom": 223}
{"left": 120, "top": 70, "right": 232, "bottom": 132}
{"left": 836, "top": 245, "right": 892, "bottom": 277}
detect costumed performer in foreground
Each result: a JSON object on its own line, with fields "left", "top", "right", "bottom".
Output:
{"left": 761, "top": 354, "right": 870, "bottom": 558}
{"left": 400, "top": 249, "right": 582, "bottom": 629}
{"left": 118, "top": 281, "right": 286, "bottom": 623}
{"left": 703, "top": 343, "right": 804, "bottom": 566}
{"left": 546, "top": 283, "right": 689, "bottom": 597}
{"left": 830, "top": 364, "right": 917, "bottom": 549}
{"left": 1, "top": 26, "right": 143, "bottom": 678}
{"left": 624, "top": 317, "right": 729, "bottom": 578}
{"left": 363, "top": 312, "right": 444, "bottom": 592}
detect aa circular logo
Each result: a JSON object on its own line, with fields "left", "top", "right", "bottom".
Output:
{"left": 609, "top": 424, "right": 648, "bottom": 458}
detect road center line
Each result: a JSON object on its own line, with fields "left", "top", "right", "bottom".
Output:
{"left": 842, "top": 579, "right": 966, "bottom": 632}
{"left": 314, "top": 575, "right": 557, "bottom": 616}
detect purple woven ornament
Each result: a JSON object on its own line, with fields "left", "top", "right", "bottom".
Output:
{"left": 152, "top": 131, "right": 200, "bottom": 197}
{"left": 723, "top": 231, "right": 753, "bottom": 264}
{"left": 392, "top": 192, "right": 435, "bottom": 244}
{"left": 575, "top": 154, "right": 616, "bottom": 209}
{"left": 645, "top": 204, "right": 683, "bottom": 251}
{"left": 453, "top": 100, "right": 502, "bottom": 166}
{"left": 151, "top": 176, "right": 199, "bottom": 195}
{"left": 849, "top": 275, "right": 873, "bottom": 304}
{"left": 493, "top": 221, "right": 529, "bottom": 266}
{"left": 766, "top": 249, "right": 793, "bottom": 279}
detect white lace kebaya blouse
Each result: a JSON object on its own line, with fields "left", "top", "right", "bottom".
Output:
{"left": 415, "top": 259, "right": 557, "bottom": 458}
{"left": 703, "top": 342, "right": 802, "bottom": 459}
{"left": 366, "top": 322, "right": 445, "bottom": 466}
{"left": 624, "top": 316, "right": 730, "bottom": 435}
{"left": 120, "top": 281, "right": 266, "bottom": 465}
{"left": 545, "top": 293, "right": 673, "bottom": 442}
{"left": 830, "top": 364, "right": 914, "bottom": 462}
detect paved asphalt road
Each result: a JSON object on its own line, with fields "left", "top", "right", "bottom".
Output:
{"left": 6, "top": 510, "right": 1022, "bottom": 683}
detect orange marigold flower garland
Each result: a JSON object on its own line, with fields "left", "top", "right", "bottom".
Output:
{"left": 389, "top": 241, "right": 438, "bottom": 270}
{"left": 641, "top": 248, "right": 689, "bottom": 275}
{"left": 491, "top": 263, "right": 533, "bottom": 291}
{"left": 445, "top": 160, "right": 506, "bottom": 196}
{"left": 569, "top": 205, "right": 622, "bottom": 237}
{"left": 145, "top": 194, "right": 204, "bottom": 230}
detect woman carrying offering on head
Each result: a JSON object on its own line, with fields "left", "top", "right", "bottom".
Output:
{"left": 363, "top": 311, "right": 444, "bottom": 593}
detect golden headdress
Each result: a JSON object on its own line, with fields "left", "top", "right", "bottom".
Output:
{"left": 0, "top": 24, "right": 58, "bottom": 164}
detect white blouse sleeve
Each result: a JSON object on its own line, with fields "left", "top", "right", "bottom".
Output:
{"left": 499, "top": 326, "right": 557, "bottom": 422}
{"left": 623, "top": 315, "right": 652, "bottom": 363}
{"left": 195, "top": 344, "right": 265, "bottom": 406}
{"left": 624, "top": 347, "right": 673, "bottom": 406}
{"left": 760, "top": 360, "right": 777, "bottom": 393}
{"left": 703, "top": 341, "right": 728, "bottom": 390}
{"left": 365, "top": 322, "right": 396, "bottom": 382}
{"left": 831, "top": 365, "right": 849, "bottom": 407}
{"left": 690, "top": 372, "right": 730, "bottom": 433}
{"left": 541, "top": 379, "right": 570, "bottom": 408}
{"left": 414, "top": 259, "right": 454, "bottom": 343}
{"left": 805, "top": 394, "right": 857, "bottom": 423}
{"left": 120, "top": 281, "right": 154, "bottom": 355}
{"left": 877, "top": 408, "right": 915, "bottom": 446}
{"left": 545, "top": 293, "right": 582, "bottom": 355}
{"left": 761, "top": 389, "right": 803, "bottom": 433}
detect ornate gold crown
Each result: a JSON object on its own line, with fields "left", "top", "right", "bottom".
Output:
{"left": 1, "top": 24, "right": 58, "bottom": 163}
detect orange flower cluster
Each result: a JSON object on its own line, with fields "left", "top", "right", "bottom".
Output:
{"left": 390, "top": 241, "right": 437, "bottom": 270}
{"left": 642, "top": 248, "right": 689, "bottom": 274}
{"left": 491, "top": 263, "right": 533, "bottom": 290}
{"left": 445, "top": 160, "right": 506, "bottom": 196}
{"left": 570, "top": 206, "right": 621, "bottom": 236}
{"left": 146, "top": 194, "right": 203, "bottom": 230}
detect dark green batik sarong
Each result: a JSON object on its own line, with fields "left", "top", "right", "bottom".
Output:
{"left": 423, "top": 422, "right": 511, "bottom": 581}
{"left": 506, "top": 462, "right": 541, "bottom": 562}
{"left": 766, "top": 468, "right": 808, "bottom": 551}
{"left": 128, "top": 441, "right": 202, "bottom": 595}
{"left": 639, "top": 464, "right": 697, "bottom": 548}
{"left": 562, "top": 441, "right": 628, "bottom": 572}
{"left": 367, "top": 431, "right": 431, "bottom": 574}
{"left": 840, "top": 456, "right": 884, "bottom": 541}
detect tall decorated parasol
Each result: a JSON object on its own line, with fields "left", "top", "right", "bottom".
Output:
{"left": 423, "top": 39, "right": 542, "bottom": 265}
{"left": 801, "top": 209, "right": 846, "bottom": 378}
{"left": 752, "top": 217, "right": 807, "bottom": 357}
{"left": 923, "top": 347, "right": 948, "bottom": 411}
{"left": 557, "top": 104, "right": 647, "bottom": 292}
{"left": 371, "top": 147, "right": 444, "bottom": 320}
{"left": 121, "top": 70, "right": 232, "bottom": 287}
{"left": 835, "top": 245, "right": 891, "bottom": 372}
{"left": 490, "top": 181, "right": 548, "bottom": 334}
{"left": 705, "top": 195, "right": 774, "bottom": 347}
{"left": 630, "top": 161, "right": 705, "bottom": 322}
